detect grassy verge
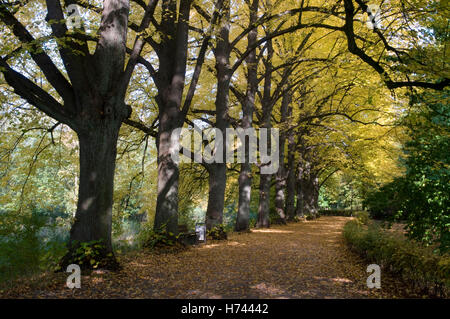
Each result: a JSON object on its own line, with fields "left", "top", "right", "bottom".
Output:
{"left": 343, "top": 218, "right": 450, "bottom": 298}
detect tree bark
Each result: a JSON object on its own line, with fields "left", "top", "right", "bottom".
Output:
{"left": 256, "top": 37, "right": 274, "bottom": 228}
{"left": 205, "top": 163, "right": 226, "bottom": 230}
{"left": 256, "top": 174, "right": 271, "bottom": 228}
{"left": 60, "top": 0, "right": 131, "bottom": 269}
{"left": 235, "top": 0, "right": 259, "bottom": 232}
{"left": 236, "top": 162, "right": 252, "bottom": 231}
{"left": 62, "top": 121, "right": 122, "bottom": 269}
{"left": 274, "top": 92, "right": 291, "bottom": 222}
{"left": 296, "top": 161, "right": 319, "bottom": 218}
{"left": 285, "top": 106, "right": 296, "bottom": 220}
{"left": 154, "top": 122, "right": 180, "bottom": 234}
{"left": 153, "top": 0, "right": 192, "bottom": 235}
{"left": 295, "top": 164, "right": 304, "bottom": 218}
{"left": 205, "top": 0, "right": 231, "bottom": 232}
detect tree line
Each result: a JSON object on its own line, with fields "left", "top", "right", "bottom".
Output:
{"left": 0, "top": 0, "right": 448, "bottom": 269}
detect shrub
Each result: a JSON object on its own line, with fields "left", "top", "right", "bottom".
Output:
{"left": 343, "top": 220, "right": 450, "bottom": 297}
{"left": 0, "top": 210, "right": 68, "bottom": 283}
{"left": 137, "top": 222, "right": 188, "bottom": 252}
{"left": 70, "top": 240, "right": 110, "bottom": 269}
{"left": 208, "top": 224, "right": 228, "bottom": 240}
{"left": 354, "top": 211, "right": 370, "bottom": 225}
{"left": 363, "top": 180, "right": 404, "bottom": 220}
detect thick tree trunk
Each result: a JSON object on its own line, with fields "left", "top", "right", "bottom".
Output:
{"left": 296, "top": 162, "right": 319, "bottom": 218}
{"left": 205, "top": 163, "right": 226, "bottom": 230}
{"left": 274, "top": 92, "right": 291, "bottom": 222}
{"left": 235, "top": 0, "right": 258, "bottom": 232}
{"left": 285, "top": 164, "right": 296, "bottom": 220}
{"left": 61, "top": 121, "right": 122, "bottom": 270}
{"left": 274, "top": 174, "right": 286, "bottom": 220}
{"left": 153, "top": 0, "right": 191, "bottom": 235}
{"left": 205, "top": 0, "right": 231, "bottom": 232}
{"left": 311, "top": 174, "right": 319, "bottom": 216}
{"left": 256, "top": 37, "right": 274, "bottom": 228}
{"left": 154, "top": 125, "right": 179, "bottom": 234}
{"left": 236, "top": 162, "right": 252, "bottom": 231}
{"left": 256, "top": 173, "right": 271, "bottom": 228}
{"left": 295, "top": 160, "right": 307, "bottom": 218}
{"left": 302, "top": 181, "right": 315, "bottom": 216}
{"left": 285, "top": 112, "right": 296, "bottom": 220}
{"left": 295, "top": 166, "right": 304, "bottom": 218}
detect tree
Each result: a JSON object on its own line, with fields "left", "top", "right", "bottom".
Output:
{"left": 0, "top": 0, "right": 137, "bottom": 268}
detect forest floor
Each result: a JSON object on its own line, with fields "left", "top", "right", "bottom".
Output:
{"left": 0, "top": 216, "right": 417, "bottom": 299}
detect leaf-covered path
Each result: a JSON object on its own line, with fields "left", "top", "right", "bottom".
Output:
{"left": 1, "top": 217, "right": 414, "bottom": 298}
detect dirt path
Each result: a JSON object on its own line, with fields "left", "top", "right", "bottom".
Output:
{"left": 1, "top": 216, "right": 414, "bottom": 298}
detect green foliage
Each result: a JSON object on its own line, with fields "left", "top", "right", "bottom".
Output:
{"left": 71, "top": 240, "right": 109, "bottom": 269}
{"left": 354, "top": 211, "right": 370, "bottom": 225}
{"left": 343, "top": 220, "right": 450, "bottom": 297}
{"left": 0, "top": 209, "right": 67, "bottom": 283}
{"left": 138, "top": 223, "right": 180, "bottom": 249}
{"left": 207, "top": 224, "right": 228, "bottom": 240}
{"left": 363, "top": 91, "right": 450, "bottom": 253}
{"left": 363, "top": 180, "right": 404, "bottom": 220}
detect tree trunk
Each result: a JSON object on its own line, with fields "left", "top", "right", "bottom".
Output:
{"left": 236, "top": 162, "right": 252, "bottom": 231}
{"left": 311, "top": 173, "right": 319, "bottom": 216}
{"left": 297, "top": 162, "right": 319, "bottom": 218}
{"left": 256, "top": 173, "right": 271, "bottom": 228}
{"left": 153, "top": 0, "right": 191, "bottom": 235}
{"left": 235, "top": 0, "right": 259, "bottom": 232}
{"left": 285, "top": 109, "right": 296, "bottom": 220}
{"left": 274, "top": 92, "right": 291, "bottom": 222}
{"left": 285, "top": 164, "right": 296, "bottom": 220}
{"left": 256, "top": 36, "right": 274, "bottom": 228}
{"left": 295, "top": 165, "right": 304, "bottom": 218}
{"left": 274, "top": 174, "right": 287, "bottom": 220}
{"left": 61, "top": 121, "right": 122, "bottom": 270}
{"left": 205, "top": 163, "right": 226, "bottom": 230}
{"left": 154, "top": 124, "right": 179, "bottom": 234}
{"left": 204, "top": 0, "right": 231, "bottom": 232}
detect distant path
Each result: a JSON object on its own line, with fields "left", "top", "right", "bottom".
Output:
{"left": 1, "top": 216, "right": 413, "bottom": 298}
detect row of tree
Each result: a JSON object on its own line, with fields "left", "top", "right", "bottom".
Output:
{"left": 0, "top": 0, "right": 447, "bottom": 268}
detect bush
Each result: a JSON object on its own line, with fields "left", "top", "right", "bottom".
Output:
{"left": 0, "top": 210, "right": 67, "bottom": 283}
{"left": 70, "top": 240, "right": 111, "bottom": 269}
{"left": 343, "top": 220, "right": 450, "bottom": 297}
{"left": 207, "top": 224, "right": 228, "bottom": 240}
{"left": 137, "top": 223, "right": 190, "bottom": 253}
{"left": 363, "top": 180, "right": 404, "bottom": 220}
{"left": 354, "top": 211, "right": 370, "bottom": 225}
{"left": 139, "top": 227, "right": 177, "bottom": 249}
